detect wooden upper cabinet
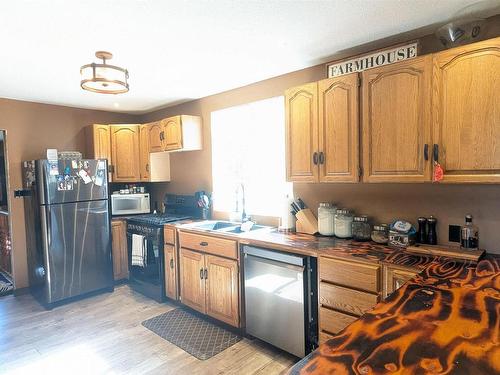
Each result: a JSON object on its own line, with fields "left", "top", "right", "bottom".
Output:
{"left": 179, "top": 248, "right": 206, "bottom": 314}
{"left": 205, "top": 255, "right": 239, "bottom": 327}
{"left": 285, "top": 82, "right": 319, "bottom": 182}
{"left": 86, "top": 124, "right": 111, "bottom": 159}
{"left": 161, "top": 116, "right": 183, "bottom": 151}
{"left": 139, "top": 125, "right": 150, "bottom": 182}
{"left": 86, "top": 124, "right": 112, "bottom": 182}
{"left": 147, "top": 121, "right": 163, "bottom": 153}
{"left": 432, "top": 37, "right": 500, "bottom": 183}
{"left": 362, "top": 55, "right": 432, "bottom": 182}
{"left": 110, "top": 125, "right": 141, "bottom": 182}
{"left": 318, "top": 74, "right": 360, "bottom": 182}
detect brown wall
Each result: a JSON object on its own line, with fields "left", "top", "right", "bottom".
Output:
{"left": 0, "top": 98, "right": 138, "bottom": 288}
{"left": 142, "top": 18, "right": 500, "bottom": 254}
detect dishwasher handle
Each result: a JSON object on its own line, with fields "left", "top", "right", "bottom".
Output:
{"left": 244, "top": 253, "right": 305, "bottom": 273}
{"left": 243, "top": 245, "right": 305, "bottom": 267}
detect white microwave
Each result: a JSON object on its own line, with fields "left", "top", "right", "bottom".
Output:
{"left": 111, "top": 193, "right": 150, "bottom": 216}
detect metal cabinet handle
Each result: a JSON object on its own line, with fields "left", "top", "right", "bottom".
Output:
{"left": 433, "top": 144, "right": 439, "bottom": 163}
{"left": 204, "top": 268, "right": 208, "bottom": 279}
{"left": 200, "top": 241, "right": 208, "bottom": 246}
{"left": 424, "top": 144, "right": 429, "bottom": 161}
{"left": 160, "top": 131, "right": 164, "bottom": 141}
{"left": 312, "top": 152, "right": 319, "bottom": 165}
{"left": 319, "top": 152, "right": 325, "bottom": 164}
{"left": 170, "top": 259, "right": 174, "bottom": 269}
{"left": 146, "top": 163, "right": 149, "bottom": 172}
{"left": 200, "top": 268, "right": 204, "bottom": 279}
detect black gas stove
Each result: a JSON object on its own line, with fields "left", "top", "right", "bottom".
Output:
{"left": 127, "top": 213, "right": 190, "bottom": 227}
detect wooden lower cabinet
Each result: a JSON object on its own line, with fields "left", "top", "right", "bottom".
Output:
{"left": 179, "top": 248, "right": 206, "bottom": 313}
{"left": 383, "top": 265, "right": 419, "bottom": 299}
{"left": 164, "top": 245, "right": 177, "bottom": 300}
{"left": 111, "top": 220, "right": 128, "bottom": 281}
{"left": 179, "top": 247, "right": 239, "bottom": 327}
{"left": 205, "top": 255, "right": 239, "bottom": 327}
{"left": 318, "top": 256, "right": 381, "bottom": 339}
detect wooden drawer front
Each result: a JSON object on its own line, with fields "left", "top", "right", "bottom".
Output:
{"left": 164, "top": 227, "right": 176, "bottom": 245}
{"left": 319, "top": 331, "right": 336, "bottom": 345}
{"left": 320, "top": 282, "right": 378, "bottom": 316}
{"left": 320, "top": 307, "right": 357, "bottom": 335}
{"left": 179, "top": 232, "right": 237, "bottom": 259}
{"left": 320, "top": 257, "right": 380, "bottom": 293}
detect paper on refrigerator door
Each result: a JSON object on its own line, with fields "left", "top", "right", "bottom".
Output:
{"left": 47, "top": 148, "right": 59, "bottom": 175}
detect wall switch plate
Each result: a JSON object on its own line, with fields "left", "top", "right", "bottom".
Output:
{"left": 449, "top": 225, "right": 461, "bottom": 243}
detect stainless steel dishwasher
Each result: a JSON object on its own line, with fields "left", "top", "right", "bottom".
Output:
{"left": 242, "top": 245, "right": 317, "bottom": 357}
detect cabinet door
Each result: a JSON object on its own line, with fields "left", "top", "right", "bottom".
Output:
{"left": 164, "top": 244, "right": 177, "bottom": 300}
{"left": 139, "top": 125, "right": 150, "bottom": 182}
{"left": 318, "top": 74, "right": 360, "bottom": 182}
{"left": 285, "top": 82, "right": 319, "bottom": 182}
{"left": 111, "top": 220, "right": 128, "bottom": 280}
{"left": 433, "top": 38, "right": 500, "bottom": 183}
{"left": 362, "top": 56, "right": 432, "bottom": 182}
{"left": 147, "top": 121, "right": 163, "bottom": 153}
{"left": 110, "top": 125, "right": 140, "bottom": 182}
{"left": 86, "top": 124, "right": 112, "bottom": 182}
{"left": 162, "top": 116, "right": 183, "bottom": 151}
{"left": 205, "top": 255, "right": 239, "bottom": 327}
{"left": 179, "top": 248, "right": 206, "bottom": 313}
{"left": 384, "top": 266, "right": 418, "bottom": 299}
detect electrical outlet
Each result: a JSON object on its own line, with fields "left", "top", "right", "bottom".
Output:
{"left": 449, "top": 225, "right": 461, "bottom": 243}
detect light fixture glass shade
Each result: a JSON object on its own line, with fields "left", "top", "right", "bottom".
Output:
{"left": 80, "top": 52, "right": 129, "bottom": 94}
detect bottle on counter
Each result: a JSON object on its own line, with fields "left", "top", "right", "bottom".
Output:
{"left": 417, "top": 217, "right": 427, "bottom": 244}
{"left": 334, "top": 209, "right": 353, "bottom": 238}
{"left": 371, "top": 224, "right": 389, "bottom": 244}
{"left": 461, "top": 215, "right": 479, "bottom": 250}
{"left": 352, "top": 215, "right": 371, "bottom": 241}
{"left": 318, "top": 202, "right": 336, "bottom": 236}
{"left": 427, "top": 216, "right": 437, "bottom": 245}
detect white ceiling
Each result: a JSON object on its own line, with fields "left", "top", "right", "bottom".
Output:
{"left": 0, "top": 0, "right": 498, "bottom": 114}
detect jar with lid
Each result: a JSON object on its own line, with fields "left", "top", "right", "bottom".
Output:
{"left": 334, "top": 209, "right": 353, "bottom": 238}
{"left": 318, "top": 203, "right": 336, "bottom": 236}
{"left": 371, "top": 224, "right": 389, "bottom": 244}
{"left": 352, "top": 215, "right": 371, "bottom": 241}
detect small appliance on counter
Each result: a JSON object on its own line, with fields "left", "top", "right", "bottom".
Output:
{"left": 388, "top": 220, "right": 416, "bottom": 248}
{"left": 111, "top": 192, "right": 150, "bottom": 216}
{"left": 126, "top": 193, "right": 206, "bottom": 302}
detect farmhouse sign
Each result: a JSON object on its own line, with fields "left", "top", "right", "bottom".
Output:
{"left": 327, "top": 42, "right": 418, "bottom": 78}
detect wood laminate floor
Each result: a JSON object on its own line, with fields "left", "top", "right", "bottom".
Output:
{"left": 0, "top": 285, "right": 296, "bottom": 374}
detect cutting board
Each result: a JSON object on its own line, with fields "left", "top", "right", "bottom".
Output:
{"left": 406, "top": 244, "right": 484, "bottom": 262}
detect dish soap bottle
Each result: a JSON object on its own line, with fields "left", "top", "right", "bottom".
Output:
{"left": 461, "top": 215, "right": 479, "bottom": 250}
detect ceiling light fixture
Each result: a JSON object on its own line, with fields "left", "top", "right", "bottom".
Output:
{"left": 80, "top": 51, "right": 129, "bottom": 94}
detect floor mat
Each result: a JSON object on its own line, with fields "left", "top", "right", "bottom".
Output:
{"left": 142, "top": 308, "right": 242, "bottom": 360}
{"left": 0, "top": 271, "right": 13, "bottom": 296}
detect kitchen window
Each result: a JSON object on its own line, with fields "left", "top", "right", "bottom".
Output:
{"left": 211, "top": 96, "right": 291, "bottom": 217}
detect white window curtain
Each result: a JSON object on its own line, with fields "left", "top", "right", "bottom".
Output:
{"left": 211, "top": 96, "right": 291, "bottom": 217}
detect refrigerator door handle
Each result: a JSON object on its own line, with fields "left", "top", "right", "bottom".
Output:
{"left": 40, "top": 205, "right": 53, "bottom": 301}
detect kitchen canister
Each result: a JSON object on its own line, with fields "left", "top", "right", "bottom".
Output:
{"left": 334, "top": 209, "right": 353, "bottom": 238}
{"left": 318, "top": 202, "right": 336, "bottom": 236}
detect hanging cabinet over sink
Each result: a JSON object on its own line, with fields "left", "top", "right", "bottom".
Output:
{"left": 285, "top": 74, "right": 359, "bottom": 183}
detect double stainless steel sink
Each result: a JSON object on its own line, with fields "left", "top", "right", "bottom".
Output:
{"left": 185, "top": 220, "right": 271, "bottom": 234}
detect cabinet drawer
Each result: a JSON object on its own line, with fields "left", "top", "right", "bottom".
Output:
{"left": 319, "top": 331, "right": 336, "bottom": 345}
{"left": 320, "top": 307, "right": 358, "bottom": 335}
{"left": 179, "top": 231, "right": 238, "bottom": 259}
{"left": 320, "top": 282, "right": 378, "bottom": 316}
{"left": 320, "top": 256, "right": 380, "bottom": 293}
{"left": 164, "top": 227, "right": 176, "bottom": 245}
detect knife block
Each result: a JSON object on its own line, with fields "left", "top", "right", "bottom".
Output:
{"left": 295, "top": 209, "right": 318, "bottom": 235}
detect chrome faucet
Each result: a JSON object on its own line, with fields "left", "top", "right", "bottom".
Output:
{"left": 236, "top": 183, "right": 248, "bottom": 223}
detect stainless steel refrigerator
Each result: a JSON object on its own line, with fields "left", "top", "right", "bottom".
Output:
{"left": 22, "top": 159, "right": 113, "bottom": 306}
